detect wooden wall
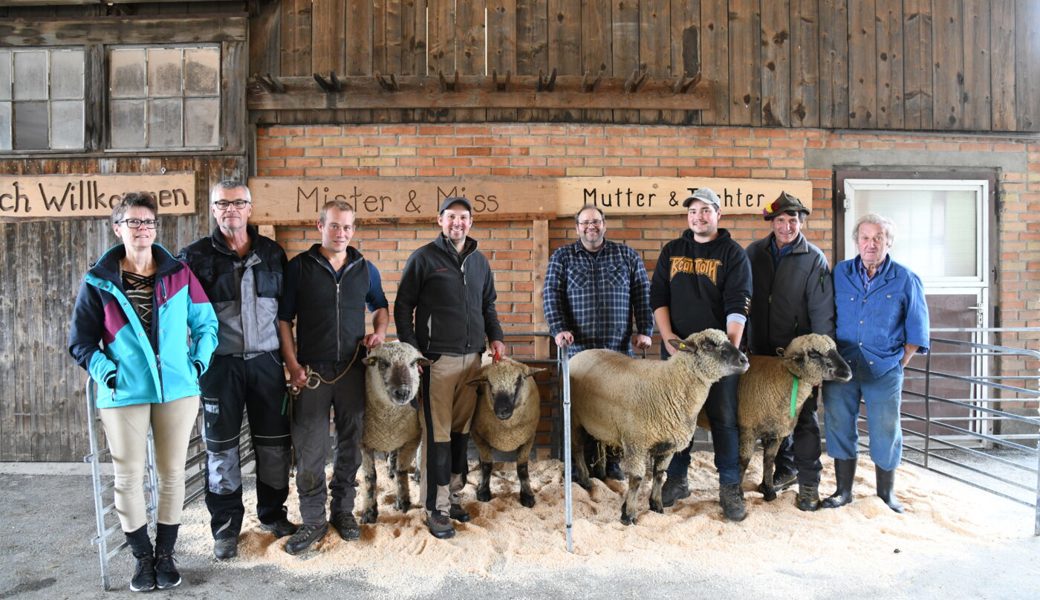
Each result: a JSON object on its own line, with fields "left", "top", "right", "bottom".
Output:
{"left": 249, "top": 0, "right": 1040, "bottom": 131}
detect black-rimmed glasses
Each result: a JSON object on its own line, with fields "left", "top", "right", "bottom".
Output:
{"left": 117, "top": 218, "right": 159, "bottom": 230}
{"left": 213, "top": 199, "right": 251, "bottom": 210}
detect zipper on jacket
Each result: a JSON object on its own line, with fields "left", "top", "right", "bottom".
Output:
{"left": 461, "top": 253, "right": 471, "bottom": 348}
{"left": 336, "top": 281, "right": 342, "bottom": 358}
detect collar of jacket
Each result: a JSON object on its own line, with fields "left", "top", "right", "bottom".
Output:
{"left": 570, "top": 239, "right": 615, "bottom": 256}
{"left": 304, "top": 242, "right": 363, "bottom": 275}
{"left": 681, "top": 227, "right": 733, "bottom": 247}
{"left": 767, "top": 232, "right": 810, "bottom": 256}
{"left": 434, "top": 233, "right": 478, "bottom": 259}
{"left": 209, "top": 223, "right": 259, "bottom": 256}
{"left": 89, "top": 243, "right": 181, "bottom": 285}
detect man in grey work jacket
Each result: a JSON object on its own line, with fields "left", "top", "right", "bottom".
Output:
{"left": 179, "top": 180, "right": 296, "bottom": 560}
{"left": 394, "top": 196, "right": 506, "bottom": 540}
{"left": 745, "top": 191, "right": 835, "bottom": 511}
{"left": 543, "top": 204, "right": 654, "bottom": 479}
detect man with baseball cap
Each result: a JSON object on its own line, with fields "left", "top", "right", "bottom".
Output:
{"left": 394, "top": 196, "right": 506, "bottom": 539}
{"left": 650, "top": 187, "right": 752, "bottom": 522}
{"left": 745, "top": 191, "right": 835, "bottom": 511}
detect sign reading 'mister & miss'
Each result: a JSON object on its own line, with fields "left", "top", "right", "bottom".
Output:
{"left": 0, "top": 173, "right": 196, "bottom": 220}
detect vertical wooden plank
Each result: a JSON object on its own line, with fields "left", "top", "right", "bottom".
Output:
{"left": 517, "top": 0, "right": 549, "bottom": 122}
{"left": 533, "top": 218, "right": 550, "bottom": 359}
{"left": 311, "top": 0, "right": 344, "bottom": 74}
{"left": 847, "top": 0, "right": 876, "bottom": 128}
{"left": 249, "top": 0, "right": 282, "bottom": 77}
{"left": 489, "top": 0, "right": 519, "bottom": 122}
{"left": 85, "top": 44, "right": 105, "bottom": 151}
{"left": 222, "top": 41, "right": 246, "bottom": 153}
{"left": 700, "top": 0, "right": 729, "bottom": 124}
{"left": 819, "top": 0, "right": 849, "bottom": 128}
{"left": 932, "top": 0, "right": 963, "bottom": 129}
{"left": 583, "top": 0, "right": 612, "bottom": 122}
{"left": 639, "top": 0, "right": 672, "bottom": 124}
{"left": 1015, "top": 0, "right": 1040, "bottom": 130}
{"left": 346, "top": 0, "right": 374, "bottom": 75}
{"left": 875, "top": 0, "right": 903, "bottom": 129}
{"left": 990, "top": 0, "right": 1016, "bottom": 131}
{"left": 903, "top": 0, "right": 933, "bottom": 129}
{"left": 400, "top": 0, "right": 427, "bottom": 76}
{"left": 373, "top": 0, "right": 389, "bottom": 73}
{"left": 455, "top": 0, "right": 487, "bottom": 121}
{"left": 790, "top": 0, "right": 819, "bottom": 127}
{"left": 427, "top": 0, "right": 456, "bottom": 122}
{"left": 613, "top": 0, "right": 640, "bottom": 124}
{"left": 961, "top": 0, "right": 991, "bottom": 130}
{"left": 547, "top": 0, "right": 582, "bottom": 121}
{"left": 667, "top": 0, "right": 700, "bottom": 125}
{"left": 728, "top": 0, "right": 761, "bottom": 126}
{"left": 760, "top": 0, "right": 790, "bottom": 127}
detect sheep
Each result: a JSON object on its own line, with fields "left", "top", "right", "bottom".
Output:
{"left": 468, "top": 357, "right": 546, "bottom": 508}
{"left": 569, "top": 329, "right": 750, "bottom": 525}
{"left": 358, "top": 341, "right": 430, "bottom": 524}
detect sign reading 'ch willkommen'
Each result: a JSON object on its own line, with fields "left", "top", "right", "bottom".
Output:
{"left": 248, "top": 176, "right": 813, "bottom": 223}
{"left": 0, "top": 173, "right": 196, "bottom": 220}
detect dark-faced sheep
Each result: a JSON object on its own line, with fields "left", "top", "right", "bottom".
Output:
{"left": 469, "top": 357, "right": 546, "bottom": 508}
{"left": 569, "top": 329, "right": 750, "bottom": 525}
{"left": 728, "top": 334, "right": 852, "bottom": 504}
{"left": 359, "top": 341, "right": 430, "bottom": 524}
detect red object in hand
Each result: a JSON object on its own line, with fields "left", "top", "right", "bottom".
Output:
{"left": 492, "top": 348, "right": 501, "bottom": 363}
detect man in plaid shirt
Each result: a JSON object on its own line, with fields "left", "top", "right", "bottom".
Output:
{"left": 543, "top": 204, "right": 654, "bottom": 478}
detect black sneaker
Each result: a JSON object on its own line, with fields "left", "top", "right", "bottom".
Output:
{"left": 448, "top": 503, "right": 471, "bottom": 523}
{"left": 154, "top": 551, "right": 181, "bottom": 590}
{"left": 213, "top": 536, "right": 238, "bottom": 560}
{"left": 661, "top": 476, "right": 691, "bottom": 508}
{"left": 129, "top": 554, "right": 156, "bottom": 593}
{"left": 719, "top": 483, "right": 748, "bottom": 522}
{"left": 426, "top": 511, "right": 455, "bottom": 539}
{"left": 330, "top": 512, "right": 360, "bottom": 541}
{"left": 259, "top": 517, "right": 299, "bottom": 538}
{"left": 284, "top": 522, "right": 328, "bottom": 555}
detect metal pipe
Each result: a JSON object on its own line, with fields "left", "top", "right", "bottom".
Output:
{"left": 560, "top": 347, "right": 574, "bottom": 553}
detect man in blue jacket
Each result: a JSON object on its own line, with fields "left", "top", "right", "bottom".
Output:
{"left": 823, "top": 213, "right": 929, "bottom": 513}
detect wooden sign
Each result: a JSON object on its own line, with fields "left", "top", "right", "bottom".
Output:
{"left": 247, "top": 176, "right": 813, "bottom": 223}
{"left": 0, "top": 173, "right": 196, "bottom": 221}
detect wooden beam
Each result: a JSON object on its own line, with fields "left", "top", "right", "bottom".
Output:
{"left": 0, "top": 16, "right": 248, "bottom": 45}
{"left": 248, "top": 75, "right": 712, "bottom": 111}
{"left": 532, "top": 218, "right": 550, "bottom": 360}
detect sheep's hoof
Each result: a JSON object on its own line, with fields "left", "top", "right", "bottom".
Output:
{"left": 476, "top": 488, "right": 492, "bottom": 503}
{"left": 394, "top": 498, "right": 412, "bottom": 512}
{"left": 520, "top": 493, "right": 536, "bottom": 508}
{"left": 761, "top": 487, "right": 778, "bottom": 502}
{"left": 575, "top": 477, "right": 592, "bottom": 491}
{"left": 649, "top": 500, "right": 664, "bottom": 514}
{"left": 360, "top": 507, "right": 378, "bottom": 524}
{"left": 620, "top": 513, "right": 637, "bottom": 526}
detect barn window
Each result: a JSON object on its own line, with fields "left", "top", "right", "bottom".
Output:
{"left": 107, "top": 45, "right": 221, "bottom": 150}
{"left": 0, "top": 48, "right": 85, "bottom": 151}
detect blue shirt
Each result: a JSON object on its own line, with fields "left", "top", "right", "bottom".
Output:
{"left": 543, "top": 240, "right": 654, "bottom": 356}
{"left": 834, "top": 256, "right": 930, "bottom": 378}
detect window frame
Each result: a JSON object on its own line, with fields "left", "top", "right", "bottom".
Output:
{"left": 0, "top": 46, "right": 88, "bottom": 153}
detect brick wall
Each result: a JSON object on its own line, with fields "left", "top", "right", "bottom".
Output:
{"left": 257, "top": 123, "right": 1039, "bottom": 366}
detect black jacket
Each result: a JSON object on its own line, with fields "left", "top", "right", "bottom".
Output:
{"left": 394, "top": 234, "right": 504, "bottom": 356}
{"left": 649, "top": 228, "right": 752, "bottom": 338}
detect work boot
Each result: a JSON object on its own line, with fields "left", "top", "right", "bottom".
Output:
{"left": 772, "top": 467, "right": 798, "bottom": 492}
{"left": 284, "top": 522, "right": 328, "bottom": 555}
{"left": 154, "top": 523, "right": 181, "bottom": 590}
{"left": 426, "top": 511, "right": 456, "bottom": 539}
{"left": 448, "top": 503, "right": 471, "bottom": 523}
{"left": 875, "top": 467, "right": 905, "bottom": 514}
{"left": 125, "top": 525, "right": 155, "bottom": 593}
{"left": 821, "top": 458, "right": 857, "bottom": 509}
{"left": 259, "top": 517, "right": 299, "bottom": 538}
{"left": 795, "top": 483, "right": 821, "bottom": 512}
{"left": 719, "top": 483, "right": 748, "bottom": 522}
{"left": 212, "top": 536, "right": 238, "bottom": 560}
{"left": 660, "top": 476, "right": 691, "bottom": 508}
{"left": 331, "top": 512, "right": 361, "bottom": 541}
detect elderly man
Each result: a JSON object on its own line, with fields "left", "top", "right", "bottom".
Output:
{"left": 823, "top": 213, "right": 929, "bottom": 513}
{"left": 180, "top": 180, "right": 296, "bottom": 559}
{"left": 745, "top": 192, "right": 835, "bottom": 511}
{"left": 650, "top": 188, "right": 752, "bottom": 522}
{"left": 543, "top": 204, "right": 654, "bottom": 480}
{"left": 277, "top": 200, "right": 388, "bottom": 554}
{"left": 394, "top": 196, "right": 506, "bottom": 539}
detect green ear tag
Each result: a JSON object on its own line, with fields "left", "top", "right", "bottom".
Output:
{"left": 789, "top": 375, "right": 800, "bottom": 419}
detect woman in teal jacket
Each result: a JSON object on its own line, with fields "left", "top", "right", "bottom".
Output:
{"left": 69, "top": 192, "right": 218, "bottom": 592}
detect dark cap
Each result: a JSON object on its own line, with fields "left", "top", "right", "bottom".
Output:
{"left": 763, "top": 191, "right": 810, "bottom": 220}
{"left": 439, "top": 196, "right": 472, "bottom": 214}
{"left": 682, "top": 187, "right": 721, "bottom": 210}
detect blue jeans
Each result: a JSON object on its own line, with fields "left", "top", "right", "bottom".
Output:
{"left": 666, "top": 373, "right": 741, "bottom": 486}
{"left": 823, "top": 362, "right": 904, "bottom": 471}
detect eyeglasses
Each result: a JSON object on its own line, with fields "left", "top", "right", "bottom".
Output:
{"left": 117, "top": 218, "right": 159, "bottom": 230}
{"left": 213, "top": 199, "right": 251, "bottom": 210}
{"left": 325, "top": 223, "right": 355, "bottom": 233}
{"left": 577, "top": 219, "right": 604, "bottom": 228}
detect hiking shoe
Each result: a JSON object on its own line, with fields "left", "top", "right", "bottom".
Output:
{"left": 795, "top": 483, "right": 821, "bottom": 512}
{"left": 284, "top": 522, "right": 328, "bottom": 555}
{"left": 129, "top": 554, "right": 156, "bottom": 592}
{"left": 772, "top": 467, "right": 798, "bottom": 492}
{"left": 719, "top": 483, "right": 748, "bottom": 522}
{"left": 448, "top": 503, "right": 471, "bottom": 523}
{"left": 259, "top": 517, "right": 299, "bottom": 538}
{"left": 213, "top": 536, "right": 238, "bottom": 560}
{"left": 154, "top": 551, "right": 181, "bottom": 590}
{"left": 426, "top": 511, "right": 456, "bottom": 539}
{"left": 331, "top": 512, "right": 361, "bottom": 541}
{"left": 661, "top": 476, "right": 691, "bottom": 508}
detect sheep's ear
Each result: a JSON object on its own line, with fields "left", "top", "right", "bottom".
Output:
{"left": 525, "top": 367, "right": 547, "bottom": 378}
{"left": 415, "top": 357, "right": 432, "bottom": 367}
{"left": 465, "top": 377, "right": 488, "bottom": 387}
{"left": 775, "top": 346, "right": 786, "bottom": 357}
{"left": 668, "top": 338, "right": 690, "bottom": 352}
{"left": 364, "top": 356, "right": 379, "bottom": 366}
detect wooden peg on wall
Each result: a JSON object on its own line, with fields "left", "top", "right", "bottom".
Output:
{"left": 624, "top": 64, "right": 649, "bottom": 93}
{"left": 375, "top": 72, "right": 399, "bottom": 92}
{"left": 672, "top": 73, "right": 701, "bottom": 94}
{"left": 254, "top": 73, "right": 285, "bottom": 94}
{"left": 581, "top": 68, "right": 604, "bottom": 93}
{"left": 438, "top": 70, "right": 460, "bottom": 92}
{"left": 492, "top": 70, "right": 511, "bottom": 92}
{"left": 313, "top": 71, "right": 342, "bottom": 93}
{"left": 537, "top": 68, "right": 558, "bottom": 92}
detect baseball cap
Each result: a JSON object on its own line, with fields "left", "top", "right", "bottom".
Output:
{"left": 682, "top": 187, "right": 721, "bottom": 210}
{"left": 439, "top": 196, "right": 472, "bottom": 214}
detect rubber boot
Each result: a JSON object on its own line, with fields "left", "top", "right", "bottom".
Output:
{"left": 821, "top": 458, "right": 856, "bottom": 509}
{"left": 795, "top": 483, "right": 820, "bottom": 512}
{"left": 875, "top": 467, "right": 905, "bottom": 513}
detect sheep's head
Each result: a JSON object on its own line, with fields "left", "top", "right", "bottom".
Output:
{"left": 364, "top": 341, "right": 431, "bottom": 406}
{"left": 468, "top": 357, "right": 545, "bottom": 420}
{"left": 669, "top": 329, "right": 749, "bottom": 379}
{"left": 778, "top": 334, "right": 852, "bottom": 385}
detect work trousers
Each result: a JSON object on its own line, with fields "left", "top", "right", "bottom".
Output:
{"left": 666, "top": 373, "right": 742, "bottom": 486}
{"left": 823, "top": 362, "right": 905, "bottom": 471}
{"left": 772, "top": 387, "right": 824, "bottom": 486}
